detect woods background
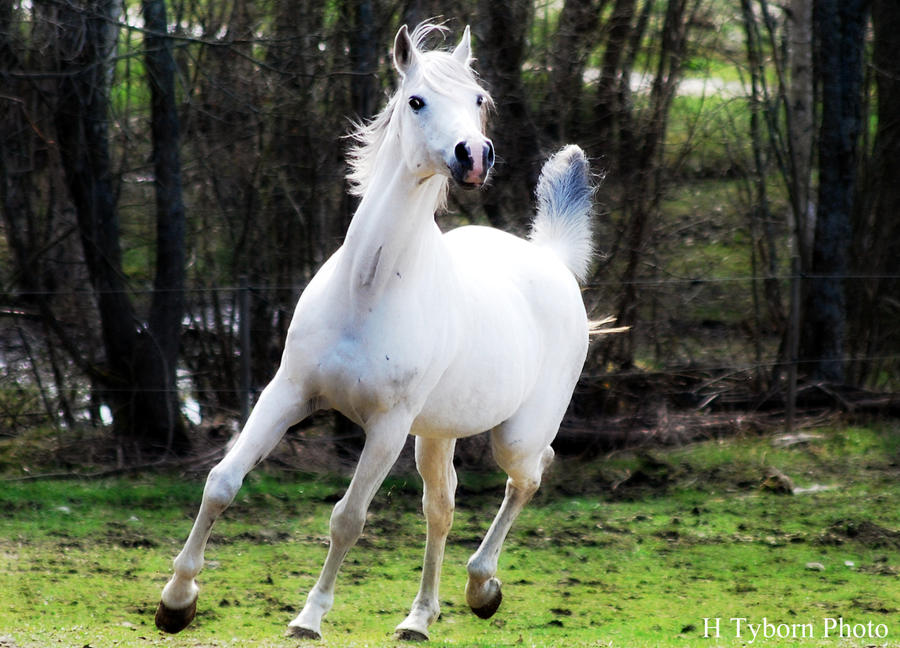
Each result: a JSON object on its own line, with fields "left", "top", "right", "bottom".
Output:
{"left": 2, "top": 0, "right": 899, "bottom": 462}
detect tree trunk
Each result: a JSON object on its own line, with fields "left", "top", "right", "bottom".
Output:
{"left": 740, "top": 0, "right": 786, "bottom": 340}
{"left": 544, "top": 0, "right": 605, "bottom": 142}
{"left": 143, "top": 0, "right": 190, "bottom": 452}
{"left": 346, "top": 0, "right": 379, "bottom": 123}
{"left": 594, "top": 0, "right": 638, "bottom": 157}
{"left": 54, "top": 0, "right": 189, "bottom": 456}
{"left": 601, "top": 0, "right": 698, "bottom": 369}
{"left": 401, "top": 0, "right": 467, "bottom": 31}
{"left": 475, "top": 0, "right": 542, "bottom": 229}
{"left": 54, "top": 0, "right": 139, "bottom": 398}
{"left": 802, "top": 0, "right": 869, "bottom": 383}
{"left": 787, "top": 0, "right": 815, "bottom": 267}
{"left": 848, "top": 0, "right": 900, "bottom": 384}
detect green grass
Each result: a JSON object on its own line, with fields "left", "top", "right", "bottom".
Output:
{"left": 665, "top": 93, "right": 752, "bottom": 178}
{"left": 1, "top": 425, "right": 899, "bottom": 647}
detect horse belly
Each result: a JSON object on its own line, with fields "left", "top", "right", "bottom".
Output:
{"left": 411, "top": 388, "right": 519, "bottom": 438}
{"left": 412, "top": 234, "right": 589, "bottom": 439}
{"left": 411, "top": 326, "right": 540, "bottom": 438}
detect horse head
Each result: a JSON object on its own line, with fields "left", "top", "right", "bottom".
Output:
{"left": 392, "top": 24, "right": 494, "bottom": 189}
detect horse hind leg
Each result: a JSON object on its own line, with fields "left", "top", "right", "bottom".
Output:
{"left": 156, "top": 372, "right": 312, "bottom": 634}
{"left": 465, "top": 412, "right": 558, "bottom": 620}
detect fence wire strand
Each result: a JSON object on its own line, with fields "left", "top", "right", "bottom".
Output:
{"left": 2, "top": 273, "right": 899, "bottom": 432}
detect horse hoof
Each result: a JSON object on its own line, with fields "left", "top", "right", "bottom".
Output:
{"left": 287, "top": 625, "right": 322, "bottom": 641}
{"left": 470, "top": 584, "right": 502, "bottom": 619}
{"left": 155, "top": 597, "right": 197, "bottom": 634}
{"left": 395, "top": 628, "right": 429, "bottom": 642}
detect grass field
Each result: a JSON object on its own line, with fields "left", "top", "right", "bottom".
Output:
{"left": 1, "top": 424, "right": 899, "bottom": 647}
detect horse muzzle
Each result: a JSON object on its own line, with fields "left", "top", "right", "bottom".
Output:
{"left": 450, "top": 139, "right": 494, "bottom": 189}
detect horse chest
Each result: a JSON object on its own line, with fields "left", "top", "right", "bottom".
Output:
{"left": 318, "top": 334, "right": 420, "bottom": 418}
{"left": 292, "top": 293, "right": 450, "bottom": 425}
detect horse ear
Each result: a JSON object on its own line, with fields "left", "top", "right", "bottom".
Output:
{"left": 393, "top": 25, "right": 415, "bottom": 76}
{"left": 452, "top": 25, "right": 472, "bottom": 65}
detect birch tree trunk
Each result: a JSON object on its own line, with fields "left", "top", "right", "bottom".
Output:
{"left": 786, "top": 0, "right": 814, "bottom": 267}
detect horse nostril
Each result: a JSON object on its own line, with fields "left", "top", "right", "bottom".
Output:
{"left": 485, "top": 141, "right": 495, "bottom": 168}
{"left": 455, "top": 142, "right": 471, "bottom": 165}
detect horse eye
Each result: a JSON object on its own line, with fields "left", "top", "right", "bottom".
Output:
{"left": 409, "top": 96, "right": 425, "bottom": 112}
{"left": 476, "top": 95, "right": 484, "bottom": 107}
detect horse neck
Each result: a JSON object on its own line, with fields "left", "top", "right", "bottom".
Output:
{"left": 342, "top": 148, "right": 447, "bottom": 302}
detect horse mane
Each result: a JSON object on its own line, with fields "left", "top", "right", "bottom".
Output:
{"left": 345, "top": 23, "right": 493, "bottom": 199}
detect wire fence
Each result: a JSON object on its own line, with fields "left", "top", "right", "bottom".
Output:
{"left": 2, "top": 272, "right": 899, "bottom": 436}
{"left": 5, "top": 273, "right": 900, "bottom": 296}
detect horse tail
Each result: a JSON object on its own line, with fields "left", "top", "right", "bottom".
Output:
{"left": 529, "top": 144, "right": 594, "bottom": 284}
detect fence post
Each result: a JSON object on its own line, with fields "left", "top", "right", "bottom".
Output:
{"left": 239, "top": 276, "right": 252, "bottom": 425}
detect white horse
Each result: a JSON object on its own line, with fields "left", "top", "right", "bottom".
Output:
{"left": 156, "top": 23, "right": 595, "bottom": 642}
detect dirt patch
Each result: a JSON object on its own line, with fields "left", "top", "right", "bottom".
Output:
{"left": 102, "top": 522, "right": 158, "bottom": 548}
{"left": 208, "top": 529, "right": 292, "bottom": 546}
{"left": 820, "top": 520, "right": 900, "bottom": 549}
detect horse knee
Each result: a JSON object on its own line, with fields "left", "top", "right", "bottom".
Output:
{"left": 497, "top": 446, "right": 554, "bottom": 498}
{"left": 423, "top": 479, "right": 455, "bottom": 526}
{"left": 204, "top": 465, "right": 242, "bottom": 514}
{"left": 424, "top": 500, "right": 454, "bottom": 537}
{"left": 510, "top": 447, "right": 553, "bottom": 496}
{"left": 330, "top": 499, "right": 366, "bottom": 547}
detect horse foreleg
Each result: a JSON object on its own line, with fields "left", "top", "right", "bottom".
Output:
{"left": 395, "top": 436, "right": 457, "bottom": 641}
{"left": 156, "top": 372, "right": 310, "bottom": 633}
{"left": 288, "top": 410, "right": 411, "bottom": 640}
{"left": 465, "top": 439, "right": 555, "bottom": 619}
